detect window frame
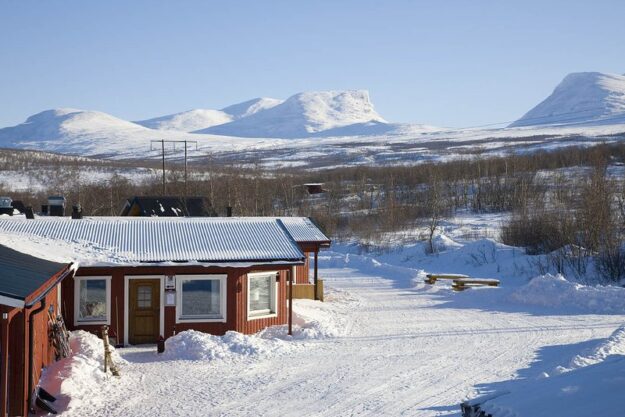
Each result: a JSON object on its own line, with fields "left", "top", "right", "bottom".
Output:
{"left": 175, "top": 274, "right": 228, "bottom": 323}
{"left": 247, "top": 271, "right": 278, "bottom": 321}
{"left": 74, "top": 276, "right": 112, "bottom": 325}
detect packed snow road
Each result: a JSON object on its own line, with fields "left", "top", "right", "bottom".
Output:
{"left": 54, "top": 252, "right": 625, "bottom": 417}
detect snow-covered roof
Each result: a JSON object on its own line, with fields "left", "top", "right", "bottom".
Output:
{"left": 0, "top": 217, "right": 305, "bottom": 265}
{"left": 277, "top": 217, "right": 331, "bottom": 244}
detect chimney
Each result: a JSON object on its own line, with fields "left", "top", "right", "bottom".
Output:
{"left": 226, "top": 206, "right": 233, "bottom": 217}
{"left": 48, "top": 196, "right": 66, "bottom": 217}
{"left": 71, "top": 204, "right": 83, "bottom": 219}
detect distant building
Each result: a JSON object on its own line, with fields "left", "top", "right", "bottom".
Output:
{"left": 120, "top": 196, "right": 217, "bottom": 217}
{"left": 303, "top": 183, "right": 325, "bottom": 195}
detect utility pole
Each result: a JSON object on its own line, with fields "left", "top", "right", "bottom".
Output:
{"left": 150, "top": 140, "right": 198, "bottom": 197}
{"left": 161, "top": 140, "right": 166, "bottom": 195}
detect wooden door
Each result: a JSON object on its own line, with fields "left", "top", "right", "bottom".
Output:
{"left": 129, "top": 279, "right": 160, "bottom": 345}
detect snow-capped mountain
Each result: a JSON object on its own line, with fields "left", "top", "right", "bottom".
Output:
{"left": 135, "top": 109, "right": 233, "bottom": 132}
{"left": 198, "top": 90, "right": 388, "bottom": 138}
{"left": 221, "top": 97, "right": 284, "bottom": 120}
{"left": 0, "top": 108, "right": 149, "bottom": 142}
{"left": 511, "top": 72, "right": 625, "bottom": 127}
{"left": 135, "top": 97, "right": 284, "bottom": 132}
{"left": 0, "top": 108, "right": 232, "bottom": 158}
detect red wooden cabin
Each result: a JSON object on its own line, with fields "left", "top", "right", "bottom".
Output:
{"left": 0, "top": 244, "right": 73, "bottom": 417}
{"left": 0, "top": 217, "right": 332, "bottom": 347}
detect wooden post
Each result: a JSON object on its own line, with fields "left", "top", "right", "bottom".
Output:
{"left": 314, "top": 250, "right": 319, "bottom": 301}
{"left": 102, "top": 326, "right": 109, "bottom": 374}
{"left": 288, "top": 266, "right": 294, "bottom": 336}
{"left": 101, "top": 325, "right": 120, "bottom": 376}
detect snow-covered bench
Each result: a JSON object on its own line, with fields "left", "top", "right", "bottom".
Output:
{"left": 452, "top": 278, "right": 500, "bottom": 291}
{"left": 424, "top": 273, "right": 469, "bottom": 284}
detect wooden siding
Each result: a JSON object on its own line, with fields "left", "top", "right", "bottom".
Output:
{"left": 294, "top": 251, "right": 311, "bottom": 284}
{"left": 289, "top": 280, "right": 324, "bottom": 302}
{"left": 5, "top": 283, "right": 62, "bottom": 417}
{"left": 65, "top": 264, "right": 293, "bottom": 344}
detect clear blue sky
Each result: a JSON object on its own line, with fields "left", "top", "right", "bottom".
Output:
{"left": 1, "top": 1, "right": 624, "bottom": 128}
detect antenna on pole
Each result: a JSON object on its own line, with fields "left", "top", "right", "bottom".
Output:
{"left": 150, "top": 140, "right": 198, "bottom": 197}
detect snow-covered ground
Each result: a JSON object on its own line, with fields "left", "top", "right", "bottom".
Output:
{"left": 40, "top": 219, "right": 625, "bottom": 416}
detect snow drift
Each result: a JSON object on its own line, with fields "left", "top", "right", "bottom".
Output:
{"left": 162, "top": 330, "right": 293, "bottom": 361}
{"left": 39, "top": 331, "right": 126, "bottom": 400}
{"left": 510, "top": 72, "right": 625, "bottom": 127}
{"left": 509, "top": 273, "right": 625, "bottom": 314}
{"left": 473, "top": 324, "right": 625, "bottom": 417}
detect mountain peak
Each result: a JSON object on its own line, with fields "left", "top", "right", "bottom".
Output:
{"left": 200, "top": 89, "right": 387, "bottom": 138}
{"left": 511, "top": 72, "right": 625, "bottom": 127}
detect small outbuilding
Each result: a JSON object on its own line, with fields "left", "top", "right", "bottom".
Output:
{"left": 0, "top": 244, "right": 73, "bottom": 417}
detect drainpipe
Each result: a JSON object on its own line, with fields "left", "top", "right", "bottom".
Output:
{"left": 314, "top": 250, "right": 319, "bottom": 301}
{"left": 27, "top": 299, "right": 46, "bottom": 413}
{"left": 1, "top": 310, "right": 11, "bottom": 417}
{"left": 288, "top": 266, "right": 293, "bottom": 336}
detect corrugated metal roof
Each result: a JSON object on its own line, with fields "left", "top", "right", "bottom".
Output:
{"left": 277, "top": 217, "right": 331, "bottom": 243}
{"left": 0, "top": 243, "right": 69, "bottom": 303}
{"left": 0, "top": 217, "right": 305, "bottom": 264}
{"left": 229, "top": 217, "right": 331, "bottom": 243}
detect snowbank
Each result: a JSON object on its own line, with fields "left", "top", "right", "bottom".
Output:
{"left": 477, "top": 357, "right": 625, "bottom": 417}
{"left": 562, "top": 324, "right": 625, "bottom": 372}
{"left": 162, "top": 292, "right": 353, "bottom": 362}
{"left": 470, "top": 324, "right": 625, "bottom": 417}
{"left": 39, "top": 331, "right": 125, "bottom": 402}
{"left": 162, "top": 330, "right": 295, "bottom": 361}
{"left": 509, "top": 274, "right": 625, "bottom": 314}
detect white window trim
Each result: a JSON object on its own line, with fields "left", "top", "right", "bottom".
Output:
{"left": 176, "top": 274, "right": 227, "bottom": 323}
{"left": 74, "top": 276, "right": 112, "bottom": 325}
{"left": 124, "top": 275, "right": 165, "bottom": 347}
{"left": 247, "top": 271, "right": 278, "bottom": 321}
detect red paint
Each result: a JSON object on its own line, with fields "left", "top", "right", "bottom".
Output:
{"left": 1, "top": 266, "right": 69, "bottom": 417}
{"left": 65, "top": 264, "right": 294, "bottom": 345}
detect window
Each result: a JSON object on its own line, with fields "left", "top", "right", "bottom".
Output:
{"left": 74, "top": 276, "right": 111, "bottom": 324}
{"left": 176, "top": 275, "right": 227, "bottom": 323}
{"left": 247, "top": 272, "right": 278, "bottom": 320}
{"left": 137, "top": 285, "right": 152, "bottom": 308}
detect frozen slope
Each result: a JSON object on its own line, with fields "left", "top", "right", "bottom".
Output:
{"left": 199, "top": 90, "right": 388, "bottom": 138}
{"left": 511, "top": 72, "right": 625, "bottom": 127}
{"left": 135, "top": 98, "right": 283, "bottom": 132}
{"left": 0, "top": 108, "right": 274, "bottom": 158}
{"left": 221, "top": 97, "right": 284, "bottom": 119}
{"left": 0, "top": 108, "right": 162, "bottom": 156}
{"left": 135, "top": 109, "right": 233, "bottom": 132}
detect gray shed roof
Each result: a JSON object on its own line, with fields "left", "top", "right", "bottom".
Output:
{"left": 0, "top": 217, "right": 305, "bottom": 265}
{"left": 0, "top": 244, "right": 69, "bottom": 307}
